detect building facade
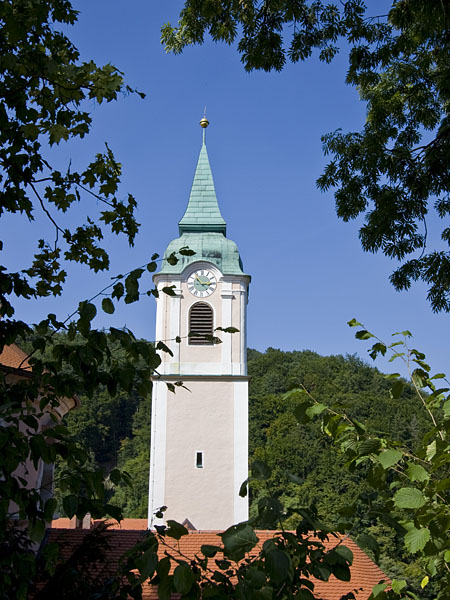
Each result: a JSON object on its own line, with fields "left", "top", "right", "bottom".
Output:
{"left": 148, "top": 119, "right": 250, "bottom": 530}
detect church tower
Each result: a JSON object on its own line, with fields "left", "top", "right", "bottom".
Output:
{"left": 148, "top": 118, "right": 250, "bottom": 530}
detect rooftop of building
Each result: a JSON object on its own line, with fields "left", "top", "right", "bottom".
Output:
{"left": 0, "top": 342, "right": 32, "bottom": 374}
{"left": 46, "top": 522, "right": 387, "bottom": 600}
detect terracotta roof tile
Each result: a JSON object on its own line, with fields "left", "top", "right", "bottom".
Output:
{"left": 45, "top": 528, "right": 387, "bottom": 600}
{"left": 93, "top": 518, "right": 150, "bottom": 530}
{"left": 0, "top": 343, "right": 31, "bottom": 371}
{"left": 51, "top": 518, "right": 149, "bottom": 530}
{"left": 51, "top": 518, "right": 73, "bottom": 529}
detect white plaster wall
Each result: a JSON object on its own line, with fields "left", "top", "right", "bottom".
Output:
{"left": 163, "top": 380, "right": 235, "bottom": 530}
{"left": 234, "top": 380, "right": 249, "bottom": 523}
{"left": 149, "top": 262, "right": 250, "bottom": 530}
{"left": 148, "top": 380, "right": 168, "bottom": 527}
{"left": 153, "top": 264, "right": 249, "bottom": 376}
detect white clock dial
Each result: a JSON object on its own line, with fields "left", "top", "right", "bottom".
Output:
{"left": 187, "top": 269, "right": 217, "bottom": 297}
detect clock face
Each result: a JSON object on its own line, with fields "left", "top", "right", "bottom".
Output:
{"left": 187, "top": 269, "right": 217, "bottom": 297}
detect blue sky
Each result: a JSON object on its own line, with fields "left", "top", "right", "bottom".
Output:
{"left": 4, "top": 1, "right": 449, "bottom": 378}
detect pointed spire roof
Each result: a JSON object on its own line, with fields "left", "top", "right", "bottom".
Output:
{"left": 178, "top": 136, "right": 227, "bottom": 236}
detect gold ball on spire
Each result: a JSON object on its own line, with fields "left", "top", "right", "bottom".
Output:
{"left": 200, "top": 117, "right": 209, "bottom": 128}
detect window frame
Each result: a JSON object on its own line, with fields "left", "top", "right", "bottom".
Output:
{"left": 195, "top": 451, "right": 204, "bottom": 469}
{"left": 188, "top": 301, "right": 214, "bottom": 346}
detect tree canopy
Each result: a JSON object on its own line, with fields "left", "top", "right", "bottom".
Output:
{"left": 0, "top": 2, "right": 180, "bottom": 595}
{"left": 163, "top": 0, "right": 450, "bottom": 311}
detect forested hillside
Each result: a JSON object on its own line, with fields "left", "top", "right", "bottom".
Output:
{"left": 55, "top": 342, "right": 431, "bottom": 594}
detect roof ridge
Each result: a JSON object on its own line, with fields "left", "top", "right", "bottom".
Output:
{"left": 178, "top": 142, "right": 227, "bottom": 235}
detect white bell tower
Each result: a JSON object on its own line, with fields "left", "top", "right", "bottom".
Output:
{"left": 148, "top": 118, "right": 250, "bottom": 530}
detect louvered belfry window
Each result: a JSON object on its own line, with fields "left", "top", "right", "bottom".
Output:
{"left": 189, "top": 302, "right": 213, "bottom": 345}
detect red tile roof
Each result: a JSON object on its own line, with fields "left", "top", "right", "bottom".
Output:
{"left": 93, "top": 518, "right": 150, "bottom": 530}
{"left": 51, "top": 517, "right": 74, "bottom": 529}
{"left": 45, "top": 527, "right": 387, "bottom": 600}
{"left": 51, "top": 517, "right": 149, "bottom": 530}
{"left": 0, "top": 343, "right": 31, "bottom": 372}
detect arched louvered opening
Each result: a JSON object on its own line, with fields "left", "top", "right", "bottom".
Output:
{"left": 189, "top": 302, "right": 213, "bottom": 345}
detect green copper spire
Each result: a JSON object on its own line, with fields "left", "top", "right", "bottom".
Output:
{"left": 178, "top": 121, "right": 226, "bottom": 235}
{"left": 158, "top": 117, "right": 247, "bottom": 276}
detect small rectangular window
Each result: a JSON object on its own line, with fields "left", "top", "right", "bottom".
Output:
{"left": 196, "top": 452, "right": 203, "bottom": 468}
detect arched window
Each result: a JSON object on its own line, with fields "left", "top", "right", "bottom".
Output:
{"left": 189, "top": 302, "right": 213, "bottom": 345}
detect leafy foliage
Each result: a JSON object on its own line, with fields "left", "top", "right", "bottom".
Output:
{"left": 60, "top": 342, "right": 437, "bottom": 596}
{"left": 164, "top": 1, "right": 450, "bottom": 311}
{"left": 0, "top": 2, "right": 185, "bottom": 597}
{"left": 282, "top": 321, "right": 450, "bottom": 598}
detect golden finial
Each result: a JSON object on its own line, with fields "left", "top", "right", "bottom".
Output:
{"left": 200, "top": 106, "right": 209, "bottom": 128}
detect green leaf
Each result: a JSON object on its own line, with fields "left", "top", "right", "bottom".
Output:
{"left": 136, "top": 549, "right": 158, "bottom": 581}
{"left": 156, "top": 341, "right": 174, "bottom": 357}
{"left": 384, "top": 372, "right": 401, "bottom": 379}
{"left": 63, "top": 494, "right": 79, "bottom": 518}
{"left": 394, "top": 487, "right": 426, "bottom": 509}
{"left": 251, "top": 460, "right": 271, "bottom": 480}
{"left": 78, "top": 301, "right": 97, "bottom": 321}
{"left": 347, "top": 318, "right": 362, "bottom": 327}
{"left": 355, "top": 329, "right": 374, "bottom": 340}
{"left": 358, "top": 438, "right": 381, "bottom": 456}
{"left": 404, "top": 527, "right": 430, "bottom": 553}
{"left": 179, "top": 246, "right": 196, "bottom": 256}
{"left": 220, "top": 523, "right": 258, "bottom": 561}
{"left": 201, "top": 545, "right": 223, "bottom": 558}
{"left": 49, "top": 124, "right": 69, "bottom": 145}
{"left": 166, "top": 253, "right": 178, "bottom": 266}
{"left": 443, "top": 398, "right": 450, "bottom": 417}
{"left": 109, "top": 468, "right": 121, "bottom": 485}
{"left": 266, "top": 549, "right": 291, "bottom": 585}
{"left": 173, "top": 563, "right": 194, "bottom": 594}
{"left": 369, "top": 342, "right": 387, "bottom": 360}
{"left": 165, "top": 520, "right": 188, "bottom": 540}
{"left": 112, "top": 281, "right": 124, "bottom": 299}
{"left": 371, "top": 582, "right": 388, "bottom": 597}
{"left": 101, "top": 297, "right": 115, "bottom": 314}
{"left": 378, "top": 449, "right": 403, "bottom": 469}
{"left": 157, "top": 556, "right": 171, "bottom": 579}
{"left": 158, "top": 574, "right": 173, "bottom": 600}
{"left": 335, "top": 545, "right": 353, "bottom": 564}
{"left": 44, "top": 498, "right": 57, "bottom": 522}
{"left": 390, "top": 379, "right": 404, "bottom": 399}
{"left": 29, "top": 519, "right": 46, "bottom": 542}
{"left": 162, "top": 285, "right": 177, "bottom": 296}
{"left": 305, "top": 403, "right": 327, "bottom": 418}
{"left": 406, "top": 463, "right": 429, "bottom": 482}
{"left": 391, "top": 579, "right": 407, "bottom": 594}
{"left": 331, "top": 562, "right": 351, "bottom": 581}
{"left": 294, "top": 402, "right": 313, "bottom": 424}
{"left": 426, "top": 440, "right": 437, "bottom": 461}
{"left": 434, "top": 476, "right": 450, "bottom": 493}
{"left": 245, "top": 566, "right": 266, "bottom": 589}
{"left": 239, "top": 478, "right": 249, "bottom": 497}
